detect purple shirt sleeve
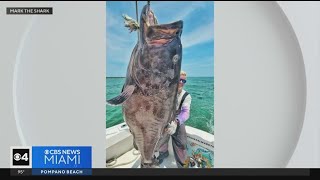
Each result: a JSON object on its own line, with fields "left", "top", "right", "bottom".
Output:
{"left": 177, "top": 105, "right": 190, "bottom": 125}
{"left": 176, "top": 94, "right": 191, "bottom": 125}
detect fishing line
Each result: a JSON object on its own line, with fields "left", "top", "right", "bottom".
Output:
{"left": 135, "top": 1, "right": 139, "bottom": 41}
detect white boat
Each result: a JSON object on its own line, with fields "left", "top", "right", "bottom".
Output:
{"left": 106, "top": 122, "right": 214, "bottom": 168}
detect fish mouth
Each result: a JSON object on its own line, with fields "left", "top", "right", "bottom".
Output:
{"left": 146, "top": 20, "right": 183, "bottom": 45}
{"left": 141, "top": 4, "right": 183, "bottom": 46}
{"left": 142, "top": 4, "right": 157, "bottom": 27}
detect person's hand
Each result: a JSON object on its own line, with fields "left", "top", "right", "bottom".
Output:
{"left": 166, "top": 120, "right": 178, "bottom": 135}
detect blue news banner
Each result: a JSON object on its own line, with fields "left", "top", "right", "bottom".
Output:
{"left": 32, "top": 146, "right": 92, "bottom": 175}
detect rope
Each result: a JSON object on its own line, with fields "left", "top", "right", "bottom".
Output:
{"left": 106, "top": 149, "right": 141, "bottom": 168}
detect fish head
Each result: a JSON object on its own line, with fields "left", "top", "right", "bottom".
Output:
{"left": 139, "top": 4, "right": 158, "bottom": 44}
{"left": 139, "top": 7, "right": 183, "bottom": 74}
{"left": 145, "top": 20, "right": 183, "bottom": 46}
{"left": 140, "top": 5, "right": 183, "bottom": 46}
{"left": 140, "top": 4, "right": 158, "bottom": 27}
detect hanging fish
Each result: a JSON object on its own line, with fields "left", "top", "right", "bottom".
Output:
{"left": 107, "top": 4, "right": 183, "bottom": 168}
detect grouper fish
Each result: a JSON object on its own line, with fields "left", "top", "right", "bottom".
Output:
{"left": 107, "top": 4, "right": 183, "bottom": 167}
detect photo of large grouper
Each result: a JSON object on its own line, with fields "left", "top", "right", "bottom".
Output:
{"left": 107, "top": 4, "right": 183, "bottom": 168}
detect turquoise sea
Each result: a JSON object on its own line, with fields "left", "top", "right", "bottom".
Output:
{"left": 106, "top": 77, "right": 214, "bottom": 134}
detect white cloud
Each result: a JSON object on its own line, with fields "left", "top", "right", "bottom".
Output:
{"left": 106, "top": 8, "right": 122, "bottom": 28}
{"left": 106, "top": 5, "right": 138, "bottom": 57}
{"left": 183, "top": 57, "right": 214, "bottom": 68}
{"left": 107, "top": 31, "right": 132, "bottom": 48}
{"left": 182, "top": 21, "right": 214, "bottom": 48}
{"left": 106, "top": 27, "right": 137, "bottom": 63}
{"left": 182, "top": 56, "right": 214, "bottom": 77}
{"left": 174, "top": 2, "right": 207, "bottom": 21}
{"left": 152, "top": 1, "right": 208, "bottom": 23}
{"left": 150, "top": 1, "right": 214, "bottom": 49}
{"left": 106, "top": 46, "right": 131, "bottom": 63}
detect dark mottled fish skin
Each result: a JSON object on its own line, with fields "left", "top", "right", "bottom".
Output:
{"left": 122, "top": 5, "right": 183, "bottom": 166}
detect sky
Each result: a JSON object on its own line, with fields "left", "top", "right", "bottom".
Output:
{"left": 106, "top": 1, "right": 214, "bottom": 77}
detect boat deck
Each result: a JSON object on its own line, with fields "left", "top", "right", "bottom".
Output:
{"left": 107, "top": 139, "right": 177, "bottom": 168}
{"left": 106, "top": 122, "right": 214, "bottom": 168}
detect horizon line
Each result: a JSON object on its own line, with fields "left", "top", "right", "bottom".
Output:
{"left": 106, "top": 76, "right": 214, "bottom": 78}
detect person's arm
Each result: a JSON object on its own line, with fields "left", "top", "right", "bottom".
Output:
{"left": 176, "top": 95, "right": 192, "bottom": 125}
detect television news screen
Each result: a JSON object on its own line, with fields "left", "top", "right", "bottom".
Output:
{"left": 0, "top": 1, "right": 319, "bottom": 176}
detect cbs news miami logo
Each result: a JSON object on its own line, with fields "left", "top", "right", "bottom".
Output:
{"left": 11, "top": 146, "right": 92, "bottom": 175}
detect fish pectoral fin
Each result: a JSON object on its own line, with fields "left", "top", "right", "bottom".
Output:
{"left": 106, "top": 85, "right": 135, "bottom": 106}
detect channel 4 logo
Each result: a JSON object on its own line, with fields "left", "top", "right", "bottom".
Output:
{"left": 13, "top": 149, "right": 29, "bottom": 165}
{"left": 10, "top": 147, "right": 32, "bottom": 168}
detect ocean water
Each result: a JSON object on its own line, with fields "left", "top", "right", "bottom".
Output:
{"left": 106, "top": 77, "right": 214, "bottom": 134}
